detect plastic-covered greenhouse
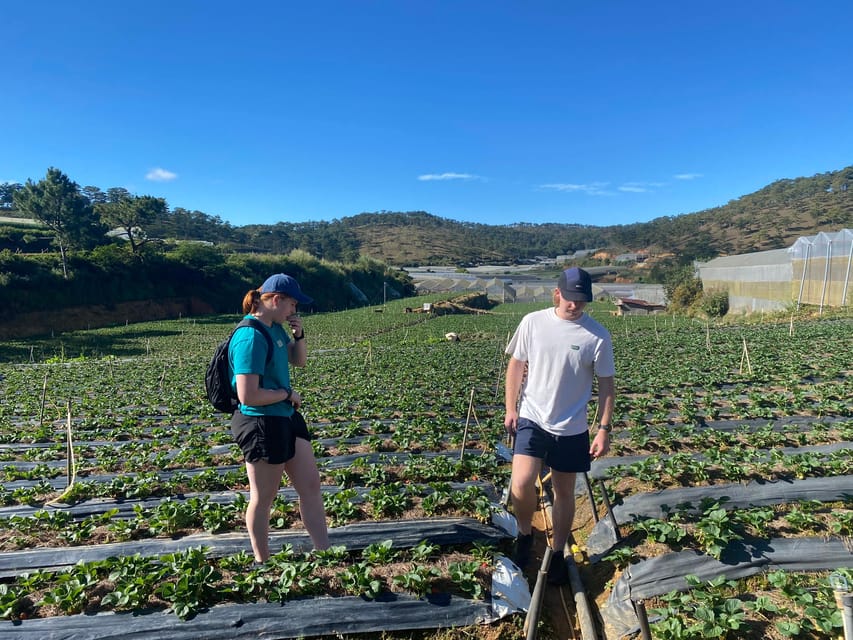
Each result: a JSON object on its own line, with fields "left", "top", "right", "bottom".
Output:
{"left": 790, "top": 228, "right": 853, "bottom": 311}
{"left": 696, "top": 228, "right": 852, "bottom": 313}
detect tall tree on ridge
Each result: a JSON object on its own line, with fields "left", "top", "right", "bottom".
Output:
{"left": 96, "top": 189, "right": 168, "bottom": 254}
{"left": 13, "top": 168, "right": 101, "bottom": 278}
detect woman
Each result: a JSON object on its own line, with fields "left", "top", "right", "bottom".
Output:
{"left": 229, "top": 273, "right": 330, "bottom": 562}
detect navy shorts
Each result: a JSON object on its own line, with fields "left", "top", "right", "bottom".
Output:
{"left": 231, "top": 410, "right": 311, "bottom": 464}
{"left": 513, "top": 418, "right": 591, "bottom": 473}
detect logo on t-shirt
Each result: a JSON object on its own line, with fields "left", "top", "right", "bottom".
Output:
{"left": 570, "top": 345, "right": 580, "bottom": 350}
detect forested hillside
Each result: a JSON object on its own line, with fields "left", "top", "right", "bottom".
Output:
{"left": 3, "top": 166, "right": 851, "bottom": 268}
{"left": 179, "top": 166, "right": 853, "bottom": 264}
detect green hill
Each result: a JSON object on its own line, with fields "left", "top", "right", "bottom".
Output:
{"left": 3, "top": 166, "right": 852, "bottom": 267}
{"left": 233, "top": 166, "right": 853, "bottom": 266}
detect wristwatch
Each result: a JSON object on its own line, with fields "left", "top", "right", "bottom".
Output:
{"left": 293, "top": 331, "right": 305, "bottom": 341}
{"left": 599, "top": 423, "right": 612, "bottom": 433}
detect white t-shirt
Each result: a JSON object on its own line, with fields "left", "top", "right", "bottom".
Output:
{"left": 505, "top": 308, "right": 615, "bottom": 436}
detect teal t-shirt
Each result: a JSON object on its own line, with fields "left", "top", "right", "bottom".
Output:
{"left": 228, "top": 316, "right": 293, "bottom": 417}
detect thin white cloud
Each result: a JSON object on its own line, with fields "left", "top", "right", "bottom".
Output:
{"left": 145, "top": 167, "right": 178, "bottom": 182}
{"left": 674, "top": 173, "right": 703, "bottom": 180}
{"left": 417, "top": 172, "right": 479, "bottom": 181}
{"left": 539, "top": 182, "right": 612, "bottom": 196}
{"left": 618, "top": 181, "right": 666, "bottom": 193}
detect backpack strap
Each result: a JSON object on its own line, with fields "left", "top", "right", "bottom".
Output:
{"left": 233, "top": 317, "right": 274, "bottom": 364}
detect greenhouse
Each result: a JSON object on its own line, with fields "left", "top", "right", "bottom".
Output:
{"left": 696, "top": 228, "right": 852, "bottom": 313}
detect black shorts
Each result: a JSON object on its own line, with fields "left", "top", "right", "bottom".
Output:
{"left": 513, "top": 418, "right": 591, "bottom": 473}
{"left": 231, "top": 410, "right": 311, "bottom": 464}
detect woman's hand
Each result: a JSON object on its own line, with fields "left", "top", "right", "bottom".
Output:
{"left": 288, "top": 389, "right": 302, "bottom": 409}
{"left": 286, "top": 314, "right": 304, "bottom": 338}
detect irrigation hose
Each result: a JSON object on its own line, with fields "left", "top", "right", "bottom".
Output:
{"left": 540, "top": 477, "right": 599, "bottom": 640}
{"left": 45, "top": 399, "right": 78, "bottom": 508}
{"left": 524, "top": 547, "right": 553, "bottom": 640}
{"left": 836, "top": 591, "right": 853, "bottom": 640}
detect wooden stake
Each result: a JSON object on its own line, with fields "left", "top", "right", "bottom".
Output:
{"left": 740, "top": 338, "right": 753, "bottom": 375}
{"left": 46, "top": 400, "right": 77, "bottom": 507}
{"left": 460, "top": 389, "right": 476, "bottom": 460}
{"left": 363, "top": 341, "right": 372, "bottom": 369}
{"left": 39, "top": 372, "right": 48, "bottom": 426}
{"left": 65, "top": 400, "right": 75, "bottom": 488}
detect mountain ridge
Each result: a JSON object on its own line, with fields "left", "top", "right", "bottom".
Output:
{"left": 235, "top": 166, "right": 853, "bottom": 266}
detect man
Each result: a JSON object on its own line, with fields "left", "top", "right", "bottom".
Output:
{"left": 504, "top": 267, "right": 615, "bottom": 585}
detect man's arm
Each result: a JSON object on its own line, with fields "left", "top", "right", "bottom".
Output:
{"left": 596, "top": 375, "right": 615, "bottom": 427}
{"left": 504, "top": 356, "right": 526, "bottom": 433}
{"left": 590, "top": 375, "right": 615, "bottom": 458}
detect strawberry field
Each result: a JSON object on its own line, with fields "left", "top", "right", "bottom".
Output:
{"left": 0, "top": 297, "right": 850, "bottom": 639}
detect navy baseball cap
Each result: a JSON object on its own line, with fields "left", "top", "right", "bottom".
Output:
{"left": 557, "top": 267, "right": 593, "bottom": 302}
{"left": 259, "top": 273, "right": 313, "bottom": 304}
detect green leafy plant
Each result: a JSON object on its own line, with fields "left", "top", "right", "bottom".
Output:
{"left": 155, "top": 547, "right": 222, "bottom": 620}
{"left": 338, "top": 562, "right": 383, "bottom": 599}
{"left": 362, "top": 539, "right": 397, "bottom": 565}
{"left": 448, "top": 560, "right": 483, "bottom": 599}
{"left": 324, "top": 488, "right": 361, "bottom": 527}
{"left": 693, "top": 507, "right": 741, "bottom": 559}
{"left": 393, "top": 564, "right": 439, "bottom": 597}
{"left": 634, "top": 517, "right": 687, "bottom": 546}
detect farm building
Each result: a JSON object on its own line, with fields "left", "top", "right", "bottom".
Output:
{"left": 696, "top": 228, "right": 852, "bottom": 313}
{"left": 613, "top": 297, "right": 667, "bottom": 315}
{"left": 413, "top": 276, "right": 517, "bottom": 302}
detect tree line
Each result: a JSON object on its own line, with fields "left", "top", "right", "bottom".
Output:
{"left": 5, "top": 166, "right": 852, "bottom": 271}
{"left": 0, "top": 169, "right": 414, "bottom": 322}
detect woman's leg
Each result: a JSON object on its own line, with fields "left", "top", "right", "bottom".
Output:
{"left": 284, "top": 438, "right": 330, "bottom": 550}
{"left": 245, "top": 460, "right": 286, "bottom": 562}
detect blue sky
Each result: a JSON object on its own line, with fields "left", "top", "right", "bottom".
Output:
{"left": 5, "top": 1, "right": 852, "bottom": 228}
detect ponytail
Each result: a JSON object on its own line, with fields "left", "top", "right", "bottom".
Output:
{"left": 242, "top": 289, "right": 261, "bottom": 314}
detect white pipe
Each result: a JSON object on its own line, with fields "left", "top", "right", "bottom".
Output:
{"left": 843, "top": 238, "right": 852, "bottom": 307}
{"left": 796, "top": 242, "right": 811, "bottom": 310}
{"left": 819, "top": 240, "right": 832, "bottom": 314}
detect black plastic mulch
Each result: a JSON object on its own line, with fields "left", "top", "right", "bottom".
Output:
{"left": 602, "top": 535, "right": 853, "bottom": 638}
{"left": 1, "top": 592, "right": 500, "bottom": 639}
{"left": 0, "top": 517, "right": 511, "bottom": 578}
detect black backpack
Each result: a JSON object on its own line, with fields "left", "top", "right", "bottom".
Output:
{"left": 205, "top": 318, "right": 273, "bottom": 413}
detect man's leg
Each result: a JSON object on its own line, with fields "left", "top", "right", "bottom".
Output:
{"left": 548, "top": 470, "right": 577, "bottom": 552}
{"left": 245, "top": 460, "right": 286, "bottom": 562}
{"left": 510, "top": 454, "right": 543, "bottom": 535}
{"left": 510, "top": 453, "right": 543, "bottom": 568}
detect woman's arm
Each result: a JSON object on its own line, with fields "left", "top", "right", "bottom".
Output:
{"left": 236, "top": 374, "right": 292, "bottom": 407}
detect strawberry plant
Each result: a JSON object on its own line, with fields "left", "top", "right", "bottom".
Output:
{"left": 338, "top": 562, "right": 383, "bottom": 599}
{"left": 448, "top": 560, "right": 484, "bottom": 599}
{"left": 361, "top": 539, "right": 397, "bottom": 565}
{"left": 393, "top": 564, "right": 440, "bottom": 597}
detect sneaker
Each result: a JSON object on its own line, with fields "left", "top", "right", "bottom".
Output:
{"left": 513, "top": 533, "right": 534, "bottom": 569}
{"left": 547, "top": 550, "right": 569, "bottom": 585}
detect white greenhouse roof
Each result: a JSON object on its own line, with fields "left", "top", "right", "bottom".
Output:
{"left": 789, "top": 228, "right": 853, "bottom": 260}
{"left": 698, "top": 248, "right": 790, "bottom": 268}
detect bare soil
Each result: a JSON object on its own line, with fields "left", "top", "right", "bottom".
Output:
{"left": 0, "top": 297, "right": 214, "bottom": 340}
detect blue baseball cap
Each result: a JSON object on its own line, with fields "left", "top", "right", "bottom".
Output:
{"left": 259, "top": 273, "right": 313, "bottom": 304}
{"left": 558, "top": 267, "right": 593, "bottom": 302}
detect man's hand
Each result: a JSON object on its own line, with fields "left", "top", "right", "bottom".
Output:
{"left": 589, "top": 430, "right": 610, "bottom": 459}
{"left": 504, "top": 412, "right": 518, "bottom": 435}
